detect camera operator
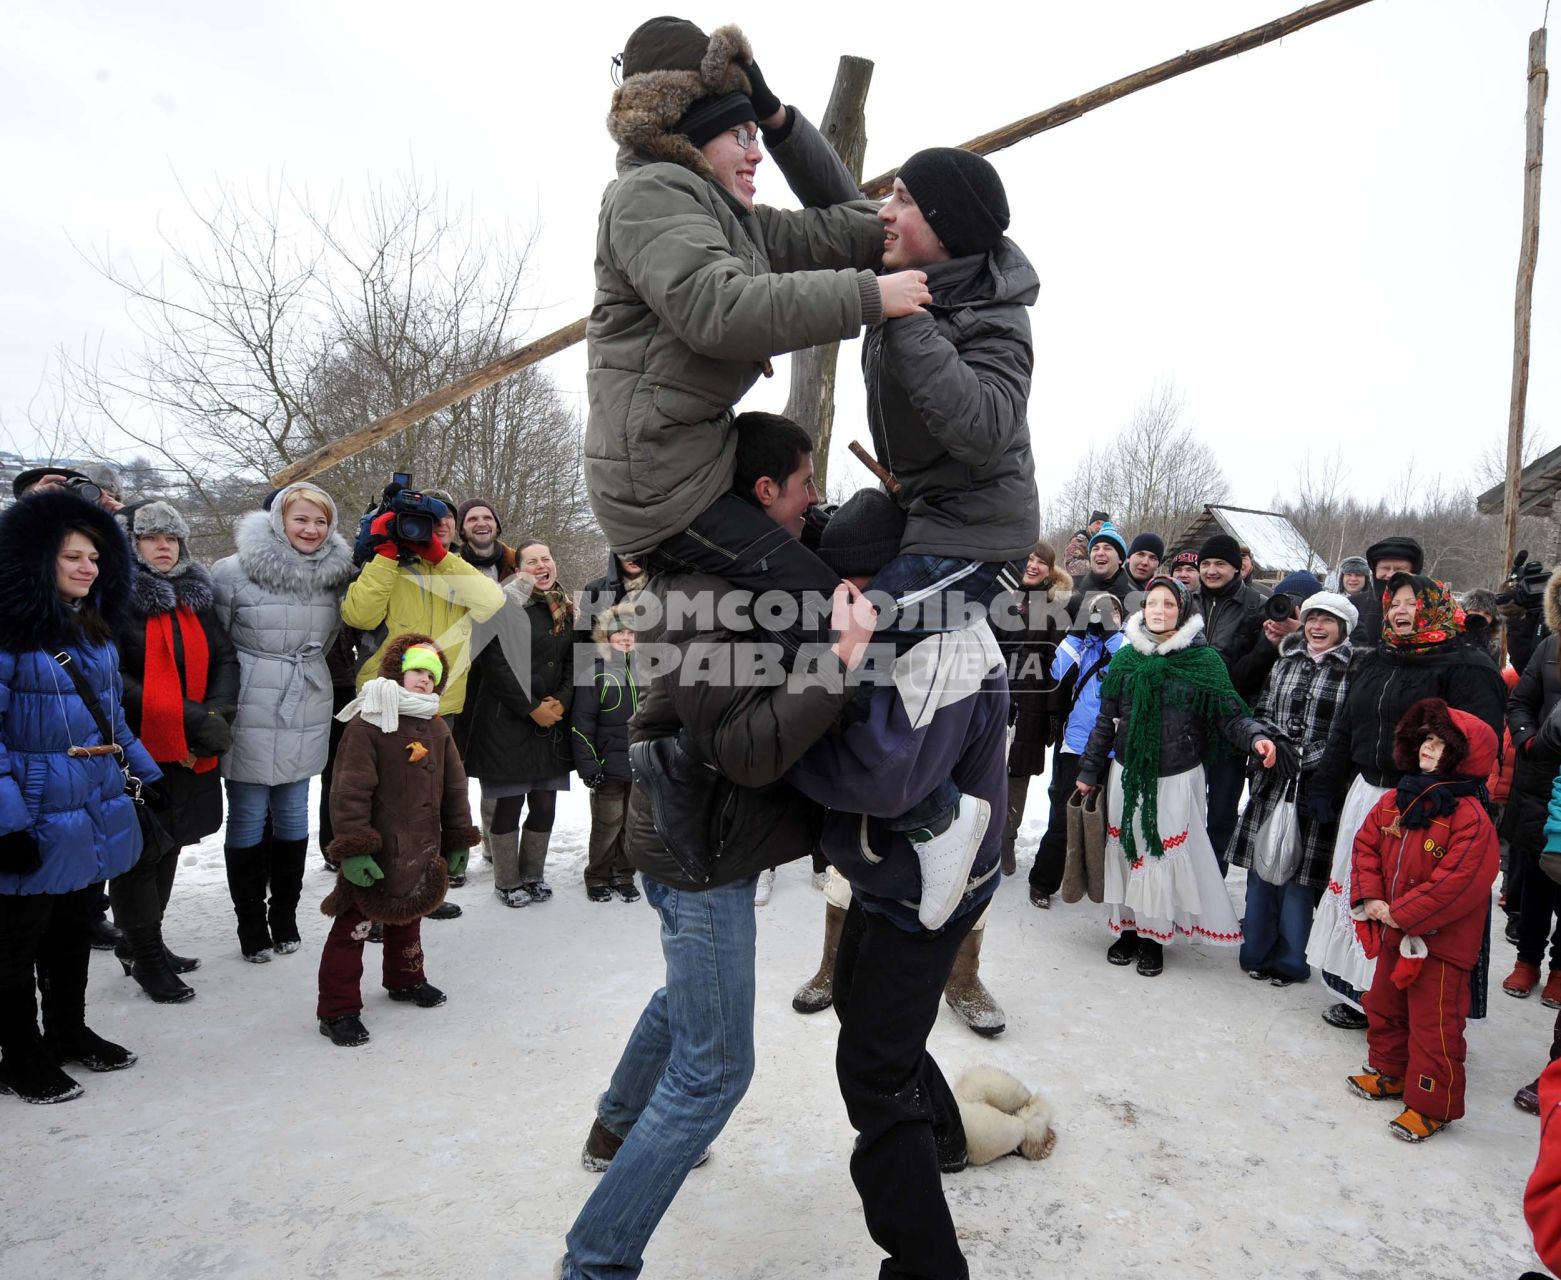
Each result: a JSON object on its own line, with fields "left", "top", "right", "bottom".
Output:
{"left": 12, "top": 465, "right": 125, "bottom": 515}
{"left": 341, "top": 483, "right": 505, "bottom": 720}
{"left": 1499, "top": 552, "right": 1552, "bottom": 676}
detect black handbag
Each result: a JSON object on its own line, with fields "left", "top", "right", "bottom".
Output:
{"left": 629, "top": 730, "right": 731, "bottom": 885}
{"left": 51, "top": 651, "right": 175, "bottom": 860}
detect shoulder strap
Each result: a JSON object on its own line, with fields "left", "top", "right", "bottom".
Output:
{"left": 52, "top": 650, "right": 119, "bottom": 750}
{"left": 1069, "top": 649, "right": 1114, "bottom": 710}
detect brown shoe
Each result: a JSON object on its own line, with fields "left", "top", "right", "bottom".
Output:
{"left": 1388, "top": 1107, "right": 1448, "bottom": 1142}
{"left": 1346, "top": 1068, "right": 1405, "bottom": 1101}
{"left": 944, "top": 927, "right": 1006, "bottom": 1037}
{"left": 792, "top": 902, "right": 846, "bottom": 1015}
{"left": 1516, "top": 1078, "right": 1542, "bottom": 1114}
{"left": 581, "top": 1117, "right": 624, "bottom": 1172}
{"left": 1505, "top": 960, "right": 1542, "bottom": 998}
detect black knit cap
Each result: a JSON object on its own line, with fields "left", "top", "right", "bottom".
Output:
{"left": 899, "top": 148, "right": 1010, "bottom": 258}
{"left": 1128, "top": 532, "right": 1164, "bottom": 559}
{"left": 818, "top": 489, "right": 906, "bottom": 578}
{"left": 619, "top": 16, "right": 709, "bottom": 78}
{"left": 1366, "top": 535, "right": 1424, "bottom": 575}
{"left": 677, "top": 92, "right": 757, "bottom": 147}
{"left": 1199, "top": 533, "right": 1242, "bottom": 567}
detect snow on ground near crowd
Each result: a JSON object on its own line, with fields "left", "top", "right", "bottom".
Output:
{"left": 3, "top": 782, "right": 1549, "bottom": 1279}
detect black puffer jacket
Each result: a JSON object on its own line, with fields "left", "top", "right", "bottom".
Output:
{"left": 460, "top": 589, "right": 575, "bottom": 785}
{"left": 1001, "top": 566, "right": 1071, "bottom": 775}
{"left": 117, "top": 562, "right": 239, "bottom": 848}
{"left": 1507, "top": 614, "right": 1561, "bottom": 861}
{"left": 1313, "top": 640, "right": 1507, "bottom": 797}
{"left": 570, "top": 601, "right": 640, "bottom": 784}
{"left": 625, "top": 573, "right": 847, "bottom": 890}
{"left": 863, "top": 240, "right": 1040, "bottom": 562}
{"left": 1077, "top": 613, "right": 1265, "bottom": 785}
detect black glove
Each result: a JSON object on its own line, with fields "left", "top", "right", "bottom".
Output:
{"left": 1272, "top": 739, "right": 1302, "bottom": 783}
{"left": 188, "top": 712, "right": 233, "bottom": 757}
{"left": 743, "top": 59, "right": 782, "bottom": 123}
{"left": 0, "top": 828, "right": 41, "bottom": 876}
{"left": 1303, "top": 788, "right": 1337, "bottom": 826}
{"left": 582, "top": 771, "right": 607, "bottom": 789}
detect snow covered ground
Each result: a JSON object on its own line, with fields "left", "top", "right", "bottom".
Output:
{"left": 3, "top": 784, "right": 1550, "bottom": 1279}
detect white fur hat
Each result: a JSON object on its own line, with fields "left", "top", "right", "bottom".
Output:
{"left": 1300, "top": 590, "right": 1358, "bottom": 633}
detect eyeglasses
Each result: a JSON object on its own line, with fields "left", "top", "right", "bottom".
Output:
{"left": 728, "top": 127, "right": 759, "bottom": 150}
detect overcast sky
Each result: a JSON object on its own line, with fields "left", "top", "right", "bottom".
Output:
{"left": 3, "top": 0, "right": 1556, "bottom": 526}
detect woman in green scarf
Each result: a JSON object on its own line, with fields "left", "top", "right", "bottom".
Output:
{"left": 1077, "top": 576, "right": 1277, "bottom": 976}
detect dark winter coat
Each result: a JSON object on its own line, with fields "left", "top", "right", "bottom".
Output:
{"left": 1000, "top": 567, "right": 1071, "bottom": 775}
{"left": 117, "top": 561, "right": 239, "bottom": 849}
{"left": 1505, "top": 572, "right": 1561, "bottom": 864}
{"left": 625, "top": 572, "right": 845, "bottom": 890}
{"left": 0, "top": 491, "right": 162, "bottom": 896}
{"left": 862, "top": 241, "right": 1040, "bottom": 562}
{"left": 789, "top": 623, "right": 1009, "bottom": 931}
{"left": 1349, "top": 583, "right": 1384, "bottom": 652}
{"left": 1313, "top": 639, "right": 1508, "bottom": 798}
{"left": 587, "top": 41, "right": 884, "bottom": 554}
{"left": 460, "top": 585, "right": 576, "bottom": 784}
{"left": 1195, "top": 575, "right": 1277, "bottom": 698}
{"left": 571, "top": 601, "right": 641, "bottom": 784}
{"left": 1229, "top": 634, "right": 1354, "bottom": 889}
{"left": 1351, "top": 702, "right": 1499, "bottom": 971}
{"left": 321, "top": 635, "right": 480, "bottom": 926}
{"left": 1077, "top": 613, "right": 1265, "bottom": 787}
{"left": 1064, "top": 565, "right": 1137, "bottom": 635}
{"left": 579, "top": 552, "right": 649, "bottom": 634}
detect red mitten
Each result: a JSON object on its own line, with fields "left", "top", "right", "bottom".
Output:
{"left": 369, "top": 511, "right": 398, "bottom": 560}
{"left": 1392, "top": 935, "right": 1429, "bottom": 990}
{"left": 412, "top": 537, "right": 447, "bottom": 565}
{"left": 1349, "top": 904, "right": 1381, "bottom": 960}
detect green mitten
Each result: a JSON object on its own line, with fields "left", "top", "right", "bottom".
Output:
{"left": 341, "top": 854, "right": 384, "bottom": 888}
{"left": 446, "top": 848, "right": 470, "bottom": 878}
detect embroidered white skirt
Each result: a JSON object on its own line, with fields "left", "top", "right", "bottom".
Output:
{"left": 1103, "top": 763, "right": 1242, "bottom": 946}
{"left": 1305, "top": 774, "right": 1392, "bottom": 997}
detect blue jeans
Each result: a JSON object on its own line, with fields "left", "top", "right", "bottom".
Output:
{"left": 1240, "top": 876, "right": 1321, "bottom": 981}
{"left": 1204, "top": 757, "right": 1247, "bottom": 875}
{"left": 562, "top": 874, "right": 759, "bottom": 1279}
{"left": 224, "top": 778, "right": 311, "bottom": 846}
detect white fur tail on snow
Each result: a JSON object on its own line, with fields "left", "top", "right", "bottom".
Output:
{"left": 953, "top": 1066, "right": 1056, "bottom": 1165}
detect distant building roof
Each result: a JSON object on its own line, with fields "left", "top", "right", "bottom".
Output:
{"left": 1170, "top": 505, "right": 1327, "bottom": 577}
{"left": 1476, "top": 442, "right": 1561, "bottom": 518}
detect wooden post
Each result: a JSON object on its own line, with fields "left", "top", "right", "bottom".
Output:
{"left": 1503, "top": 28, "right": 1549, "bottom": 630}
{"left": 783, "top": 56, "right": 873, "bottom": 497}
{"left": 268, "top": 0, "right": 1377, "bottom": 485}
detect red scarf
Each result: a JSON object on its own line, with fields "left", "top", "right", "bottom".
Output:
{"left": 140, "top": 606, "right": 216, "bottom": 772}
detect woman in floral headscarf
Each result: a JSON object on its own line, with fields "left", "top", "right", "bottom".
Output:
{"left": 1305, "top": 573, "right": 1507, "bottom": 1029}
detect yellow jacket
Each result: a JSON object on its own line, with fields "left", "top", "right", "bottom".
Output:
{"left": 341, "top": 554, "right": 505, "bottom": 714}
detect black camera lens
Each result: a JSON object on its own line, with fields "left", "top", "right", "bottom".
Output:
{"left": 394, "top": 512, "right": 434, "bottom": 545}
{"left": 66, "top": 478, "right": 102, "bottom": 503}
{"left": 1263, "top": 593, "right": 1297, "bottom": 622}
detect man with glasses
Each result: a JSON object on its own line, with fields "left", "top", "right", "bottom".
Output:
{"left": 587, "top": 17, "right": 931, "bottom": 655}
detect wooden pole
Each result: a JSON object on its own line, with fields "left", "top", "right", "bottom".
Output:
{"left": 783, "top": 55, "right": 873, "bottom": 496}
{"left": 1503, "top": 27, "right": 1549, "bottom": 649}
{"left": 271, "top": 0, "right": 1376, "bottom": 485}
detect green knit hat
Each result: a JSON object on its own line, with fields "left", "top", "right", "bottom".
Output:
{"left": 401, "top": 643, "right": 444, "bottom": 686}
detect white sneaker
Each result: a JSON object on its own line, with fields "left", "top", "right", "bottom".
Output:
{"left": 911, "top": 795, "right": 992, "bottom": 930}
{"left": 754, "top": 867, "right": 776, "bottom": 907}
{"left": 810, "top": 869, "right": 829, "bottom": 892}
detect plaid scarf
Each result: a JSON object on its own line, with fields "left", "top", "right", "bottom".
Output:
{"left": 533, "top": 584, "right": 575, "bottom": 636}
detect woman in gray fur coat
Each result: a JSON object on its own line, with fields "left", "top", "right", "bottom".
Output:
{"left": 211, "top": 482, "right": 353, "bottom": 961}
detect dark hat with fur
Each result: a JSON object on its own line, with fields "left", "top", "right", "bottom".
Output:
{"left": 1366, "top": 535, "right": 1424, "bottom": 575}
{"left": 608, "top": 21, "right": 754, "bottom": 180}
{"left": 899, "top": 147, "right": 1010, "bottom": 258}
{"left": 1391, "top": 697, "right": 1496, "bottom": 780}
{"left": 377, "top": 632, "right": 449, "bottom": 694}
{"left": 122, "top": 499, "right": 193, "bottom": 577}
{"left": 0, "top": 489, "right": 132, "bottom": 653}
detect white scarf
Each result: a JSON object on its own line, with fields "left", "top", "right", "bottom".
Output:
{"left": 335, "top": 677, "right": 440, "bottom": 733}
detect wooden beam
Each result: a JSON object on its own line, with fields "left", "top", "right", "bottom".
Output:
{"left": 269, "top": 318, "right": 586, "bottom": 488}
{"left": 783, "top": 55, "right": 874, "bottom": 496}
{"left": 270, "top": 0, "right": 1378, "bottom": 485}
{"left": 1503, "top": 27, "right": 1548, "bottom": 627}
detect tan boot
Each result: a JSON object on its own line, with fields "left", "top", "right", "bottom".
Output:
{"left": 792, "top": 902, "right": 847, "bottom": 1014}
{"left": 944, "top": 927, "right": 1006, "bottom": 1037}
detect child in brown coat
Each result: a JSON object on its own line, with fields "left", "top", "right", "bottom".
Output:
{"left": 316, "top": 634, "right": 479, "bottom": 1047}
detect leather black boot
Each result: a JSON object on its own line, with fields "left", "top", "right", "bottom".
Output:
{"left": 122, "top": 926, "right": 194, "bottom": 1004}
{"left": 266, "top": 837, "right": 310, "bottom": 953}
{"left": 225, "top": 843, "right": 273, "bottom": 961}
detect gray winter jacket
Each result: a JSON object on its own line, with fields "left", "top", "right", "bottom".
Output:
{"left": 585, "top": 110, "right": 885, "bottom": 555}
{"left": 211, "top": 488, "right": 354, "bottom": 786}
{"left": 863, "top": 240, "right": 1040, "bottom": 561}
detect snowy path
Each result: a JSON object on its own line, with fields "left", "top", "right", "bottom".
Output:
{"left": 3, "top": 785, "right": 1547, "bottom": 1279}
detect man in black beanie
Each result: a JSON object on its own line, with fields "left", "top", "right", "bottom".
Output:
{"left": 1125, "top": 532, "right": 1164, "bottom": 590}
{"left": 1349, "top": 534, "right": 1425, "bottom": 650}
{"left": 587, "top": 17, "right": 932, "bottom": 663}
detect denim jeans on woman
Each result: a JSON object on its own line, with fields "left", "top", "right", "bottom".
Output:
{"left": 561, "top": 873, "right": 759, "bottom": 1279}
{"left": 224, "top": 778, "right": 311, "bottom": 846}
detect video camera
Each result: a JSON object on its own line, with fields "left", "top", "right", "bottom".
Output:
{"left": 1497, "top": 549, "right": 1548, "bottom": 615}
{"left": 351, "top": 473, "right": 450, "bottom": 566}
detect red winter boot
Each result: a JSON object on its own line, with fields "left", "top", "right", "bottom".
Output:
{"left": 1504, "top": 960, "right": 1542, "bottom": 998}
{"left": 1542, "top": 970, "right": 1561, "bottom": 1010}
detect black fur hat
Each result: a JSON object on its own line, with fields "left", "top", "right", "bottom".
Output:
{"left": 0, "top": 490, "right": 132, "bottom": 653}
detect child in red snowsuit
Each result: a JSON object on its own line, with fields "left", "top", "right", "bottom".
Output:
{"left": 1346, "top": 697, "right": 1499, "bottom": 1141}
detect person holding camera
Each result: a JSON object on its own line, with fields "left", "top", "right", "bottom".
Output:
{"left": 0, "top": 490, "right": 162, "bottom": 1103}
{"left": 213, "top": 483, "right": 355, "bottom": 962}
{"left": 341, "top": 485, "right": 504, "bottom": 718}
{"left": 110, "top": 500, "right": 239, "bottom": 1003}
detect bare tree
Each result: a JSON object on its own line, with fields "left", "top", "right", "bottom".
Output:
{"left": 55, "top": 172, "right": 602, "bottom": 578}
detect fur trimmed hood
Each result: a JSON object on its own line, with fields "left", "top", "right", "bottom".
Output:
{"left": 1544, "top": 565, "right": 1561, "bottom": 633}
{"left": 376, "top": 632, "right": 449, "bottom": 694}
{"left": 1036, "top": 564, "right": 1073, "bottom": 602}
{"left": 1392, "top": 697, "right": 1497, "bottom": 779}
{"left": 1124, "top": 610, "right": 1205, "bottom": 656}
{"left": 231, "top": 507, "right": 353, "bottom": 598}
{"left": 592, "top": 598, "right": 642, "bottom": 656}
{"left": 128, "top": 560, "right": 215, "bottom": 618}
{"left": 0, "top": 489, "right": 132, "bottom": 653}
{"left": 607, "top": 24, "right": 754, "bottom": 179}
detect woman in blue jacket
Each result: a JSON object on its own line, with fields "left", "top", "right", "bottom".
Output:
{"left": 0, "top": 490, "right": 162, "bottom": 1104}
